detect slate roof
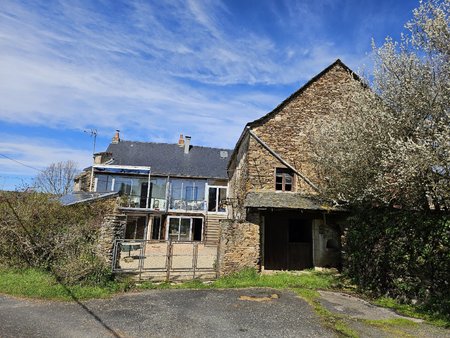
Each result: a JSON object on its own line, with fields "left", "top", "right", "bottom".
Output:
{"left": 105, "top": 141, "right": 232, "bottom": 179}
{"left": 244, "top": 191, "right": 346, "bottom": 211}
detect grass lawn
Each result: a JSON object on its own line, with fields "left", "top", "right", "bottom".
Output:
{"left": 0, "top": 268, "right": 126, "bottom": 301}
{"left": 0, "top": 267, "right": 342, "bottom": 302}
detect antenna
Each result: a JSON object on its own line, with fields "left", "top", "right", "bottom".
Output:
{"left": 84, "top": 128, "right": 98, "bottom": 155}
{"left": 84, "top": 129, "right": 98, "bottom": 192}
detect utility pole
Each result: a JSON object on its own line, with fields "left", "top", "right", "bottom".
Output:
{"left": 84, "top": 129, "right": 97, "bottom": 192}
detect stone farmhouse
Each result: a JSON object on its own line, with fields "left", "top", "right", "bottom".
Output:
{"left": 64, "top": 59, "right": 365, "bottom": 279}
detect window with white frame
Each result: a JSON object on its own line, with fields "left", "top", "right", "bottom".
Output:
{"left": 208, "top": 186, "right": 227, "bottom": 212}
{"left": 167, "top": 217, "right": 203, "bottom": 241}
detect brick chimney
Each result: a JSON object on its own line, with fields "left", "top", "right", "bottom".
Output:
{"left": 112, "top": 130, "right": 120, "bottom": 144}
{"left": 178, "top": 134, "right": 185, "bottom": 147}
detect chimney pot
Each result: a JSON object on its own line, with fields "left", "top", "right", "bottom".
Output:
{"left": 112, "top": 130, "right": 120, "bottom": 144}
{"left": 184, "top": 136, "right": 191, "bottom": 154}
{"left": 178, "top": 134, "right": 185, "bottom": 147}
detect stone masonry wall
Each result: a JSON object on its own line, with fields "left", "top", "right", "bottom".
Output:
{"left": 74, "top": 170, "right": 92, "bottom": 192}
{"left": 248, "top": 63, "right": 366, "bottom": 194}
{"left": 218, "top": 216, "right": 260, "bottom": 276}
{"left": 227, "top": 134, "right": 250, "bottom": 221}
{"left": 97, "top": 213, "right": 127, "bottom": 267}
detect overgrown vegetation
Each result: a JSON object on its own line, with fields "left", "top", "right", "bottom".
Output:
{"left": 343, "top": 208, "right": 450, "bottom": 323}
{"left": 0, "top": 191, "right": 113, "bottom": 286}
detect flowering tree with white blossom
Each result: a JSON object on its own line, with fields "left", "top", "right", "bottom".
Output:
{"left": 311, "top": 0, "right": 449, "bottom": 210}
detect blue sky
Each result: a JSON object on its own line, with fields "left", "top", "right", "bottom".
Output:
{"left": 0, "top": 0, "right": 418, "bottom": 190}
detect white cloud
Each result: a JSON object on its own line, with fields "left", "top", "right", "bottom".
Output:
{"left": 0, "top": 0, "right": 367, "bottom": 174}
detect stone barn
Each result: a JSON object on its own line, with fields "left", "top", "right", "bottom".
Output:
{"left": 221, "top": 59, "right": 365, "bottom": 274}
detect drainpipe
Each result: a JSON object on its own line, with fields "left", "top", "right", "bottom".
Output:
{"left": 165, "top": 176, "right": 170, "bottom": 212}
{"left": 146, "top": 167, "right": 152, "bottom": 209}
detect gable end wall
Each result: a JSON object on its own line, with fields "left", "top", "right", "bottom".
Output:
{"left": 248, "top": 64, "right": 364, "bottom": 193}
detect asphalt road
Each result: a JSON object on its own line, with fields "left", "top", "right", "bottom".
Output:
{"left": 0, "top": 288, "right": 334, "bottom": 338}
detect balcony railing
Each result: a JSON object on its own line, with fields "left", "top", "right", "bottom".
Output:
{"left": 169, "top": 199, "right": 206, "bottom": 211}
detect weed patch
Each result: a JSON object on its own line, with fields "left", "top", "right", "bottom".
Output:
{"left": 374, "top": 297, "right": 450, "bottom": 328}
{"left": 293, "top": 287, "right": 358, "bottom": 337}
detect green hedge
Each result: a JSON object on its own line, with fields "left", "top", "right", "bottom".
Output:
{"left": 343, "top": 208, "right": 450, "bottom": 315}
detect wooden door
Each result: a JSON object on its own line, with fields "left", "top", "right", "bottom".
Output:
{"left": 264, "top": 212, "right": 313, "bottom": 270}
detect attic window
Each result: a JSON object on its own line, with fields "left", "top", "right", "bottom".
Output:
{"left": 275, "top": 168, "right": 294, "bottom": 191}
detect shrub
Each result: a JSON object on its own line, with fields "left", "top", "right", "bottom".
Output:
{"left": 0, "top": 191, "right": 113, "bottom": 285}
{"left": 343, "top": 207, "right": 450, "bottom": 316}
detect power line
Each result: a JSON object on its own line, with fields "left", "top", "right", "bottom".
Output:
{"left": 0, "top": 175, "right": 34, "bottom": 180}
{"left": 0, "top": 153, "right": 42, "bottom": 172}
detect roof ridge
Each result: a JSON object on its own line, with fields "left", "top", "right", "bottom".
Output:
{"left": 115, "top": 140, "right": 232, "bottom": 151}
{"left": 118, "top": 140, "right": 176, "bottom": 146}
{"left": 247, "top": 58, "right": 360, "bottom": 128}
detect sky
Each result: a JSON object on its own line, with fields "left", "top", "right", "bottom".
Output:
{"left": 0, "top": 0, "right": 419, "bottom": 190}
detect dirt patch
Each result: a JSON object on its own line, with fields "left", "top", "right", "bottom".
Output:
{"left": 239, "top": 293, "right": 279, "bottom": 302}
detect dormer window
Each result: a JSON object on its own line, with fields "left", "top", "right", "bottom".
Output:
{"left": 275, "top": 168, "right": 294, "bottom": 191}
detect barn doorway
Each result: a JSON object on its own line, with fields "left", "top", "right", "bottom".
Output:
{"left": 264, "top": 211, "right": 313, "bottom": 270}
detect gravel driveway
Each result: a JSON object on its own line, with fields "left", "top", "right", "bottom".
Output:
{"left": 0, "top": 288, "right": 334, "bottom": 338}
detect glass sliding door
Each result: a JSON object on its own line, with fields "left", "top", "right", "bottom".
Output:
{"left": 207, "top": 186, "right": 227, "bottom": 212}
{"left": 169, "top": 179, "right": 206, "bottom": 211}
{"left": 166, "top": 217, "right": 203, "bottom": 242}
{"left": 179, "top": 218, "right": 191, "bottom": 241}
{"left": 150, "top": 177, "right": 167, "bottom": 210}
{"left": 151, "top": 216, "right": 162, "bottom": 240}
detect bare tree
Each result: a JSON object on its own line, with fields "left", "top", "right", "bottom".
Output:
{"left": 310, "top": 0, "right": 449, "bottom": 210}
{"left": 34, "top": 160, "right": 79, "bottom": 196}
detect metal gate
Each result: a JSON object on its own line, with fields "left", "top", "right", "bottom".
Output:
{"left": 112, "top": 239, "right": 218, "bottom": 281}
